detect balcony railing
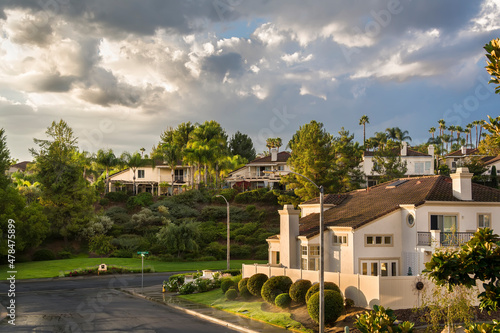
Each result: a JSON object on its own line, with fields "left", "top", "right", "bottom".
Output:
{"left": 417, "top": 232, "right": 431, "bottom": 246}
{"left": 440, "top": 232, "right": 474, "bottom": 247}
{"left": 417, "top": 231, "right": 474, "bottom": 247}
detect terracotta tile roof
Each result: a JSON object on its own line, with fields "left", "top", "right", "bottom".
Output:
{"left": 482, "top": 155, "right": 500, "bottom": 166}
{"left": 302, "top": 194, "right": 349, "bottom": 205}
{"left": 363, "top": 148, "right": 430, "bottom": 157}
{"left": 446, "top": 148, "right": 478, "bottom": 157}
{"left": 297, "top": 176, "right": 500, "bottom": 238}
{"left": 11, "top": 161, "right": 31, "bottom": 171}
{"left": 248, "top": 151, "right": 291, "bottom": 164}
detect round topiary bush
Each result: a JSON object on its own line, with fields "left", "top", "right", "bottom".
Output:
{"left": 238, "top": 278, "right": 252, "bottom": 299}
{"left": 305, "top": 282, "right": 341, "bottom": 303}
{"left": 221, "top": 278, "right": 236, "bottom": 293}
{"left": 261, "top": 275, "right": 293, "bottom": 304}
{"left": 307, "top": 290, "right": 345, "bottom": 325}
{"left": 225, "top": 288, "right": 238, "bottom": 300}
{"left": 289, "top": 279, "right": 312, "bottom": 304}
{"left": 238, "top": 278, "right": 249, "bottom": 292}
{"left": 275, "top": 293, "right": 292, "bottom": 309}
{"left": 247, "top": 273, "right": 268, "bottom": 297}
{"left": 32, "top": 249, "right": 56, "bottom": 261}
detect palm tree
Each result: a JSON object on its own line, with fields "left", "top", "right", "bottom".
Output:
{"left": 466, "top": 123, "right": 473, "bottom": 147}
{"left": 266, "top": 138, "right": 274, "bottom": 153}
{"left": 274, "top": 138, "right": 282, "bottom": 152}
{"left": 455, "top": 126, "right": 463, "bottom": 142}
{"left": 385, "top": 127, "right": 398, "bottom": 141}
{"left": 155, "top": 143, "right": 182, "bottom": 195}
{"left": 120, "top": 151, "right": 148, "bottom": 195}
{"left": 394, "top": 128, "right": 412, "bottom": 143}
{"left": 96, "top": 149, "right": 120, "bottom": 194}
{"left": 483, "top": 115, "right": 500, "bottom": 136}
{"left": 429, "top": 127, "right": 436, "bottom": 139}
{"left": 359, "top": 115, "right": 370, "bottom": 147}
{"left": 373, "top": 132, "right": 388, "bottom": 150}
{"left": 140, "top": 147, "right": 146, "bottom": 158}
{"left": 438, "top": 119, "right": 446, "bottom": 138}
{"left": 442, "top": 134, "right": 452, "bottom": 153}
{"left": 473, "top": 120, "right": 481, "bottom": 147}
{"left": 448, "top": 125, "right": 456, "bottom": 146}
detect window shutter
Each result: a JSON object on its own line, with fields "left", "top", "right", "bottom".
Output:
{"left": 430, "top": 215, "right": 438, "bottom": 230}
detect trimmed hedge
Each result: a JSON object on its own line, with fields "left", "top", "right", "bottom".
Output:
{"left": 238, "top": 278, "right": 249, "bottom": 292}
{"left": 305, "top": 282, "right": 341, "bottom": 303}
{"left": 225, "top": 288, "right": 238, "bottom": 300}
{"left": 307, "top": 290, "right": 344, "bottom": 325}
{"left": 247, "top": 273, "right": 268, "bottom": 297}
{"left": 221, "top": 278, "right": 236, "bottom": 293}
{"left": 261, "top": 275, "right": 293, "bottom": 304}
{"left": 105, "top": 191, "right": 129, "bottom": 203}
{"left": 275, "top": 293, "right": 292, "bottom": 309}
{"left": 33, "top": 249, "right": 55, "bottom": 261}
{"left": 289, "top": 279, "right": 312, "bottom": 304}
{"left": 221, "top": 269, "right": 241, "bottom": 276}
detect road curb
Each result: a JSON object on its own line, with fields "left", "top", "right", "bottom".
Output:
{"left": 121, "top": 289, "right": 260, "bottom": 333}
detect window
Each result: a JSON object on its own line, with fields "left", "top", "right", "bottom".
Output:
{"left": 361, "top": 260, "right": 398, "bottom": 276}
{"left": 333, "top": 234, "right": 347, "bottom": 245}
{"left": 478, "top": 214, "right": 491, "bottom": 228}
{"left": 301, "top": 258, "right": 307, "bottom": 270}
{"left": 430, "top": 215, "right": 457, "bottom": 232}
{"left": 174, "top": 169, "right": 184, "bottom": 182}
{"left": 415, "top": 162, "right": 424, "bottom": 174}
{"left": 309, "top": 246, "right": 319, "bottom": 256}
{"left": 308, "top": 258, "right": 319, "bottom": 271}
{"left": 301, "top": 246, "right": 307, "bottom": 256}
{"left": 366, "top": 235, "right": 392, "bottom": 246}
{"left": 137, "top": 170, "right": 145, "bottom": 178}
{"left": 425, "top": 161, "right": 431, "bottom": 172}
{"left": 407, "top": 214, "right": 415, "bottom": 228}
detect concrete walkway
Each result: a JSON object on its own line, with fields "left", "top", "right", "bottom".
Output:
{"left": 122, "top": 285, "right": 291, "bottom": 333}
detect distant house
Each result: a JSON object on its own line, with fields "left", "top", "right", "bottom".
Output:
{"left": 7, "top": 161, "right": 32, "bottom": 175}
{"left": 361, "top": 142, "right": 435, "bottom": 187}
{"left": 482, "top": 155, "right": 500, "bottom": 177}
{"left": 108, "top": 163, "right": 192, "bottom": 195}
{"left": 267, "top": 168, "right": 500, "bottom": 277}
{"left": 225, "top": 148, "right": 291, "bottom": 190}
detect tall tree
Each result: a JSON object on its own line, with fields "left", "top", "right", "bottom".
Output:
{"left": 0, "top": 128, "right": 11, "bottom": 189}
{"left": 96, "top": 149, "right": 120, "bottom": 194}
{"left": 359, "top": 115, "right": 369, "bottom": 147}
{"left": 31, "top": 120, "right": 95, "bottom": 246}
{"left": 429, "top": 127, "right": 436, "bottom": 139}
{"left": 155, "top": 143, "right": 182, "bottom": 194}
{"left": 229, "top": 131, "right": 256, "bottom": 161}
{"left": 371, "top": 146, "right": 408, "bottom": 183}
{"left": 466, "top": 123, "right": 473, "bottom": 147}
{"left": 156, "top": 220, "right": 200, "bottom": 258}
{"left": 120, "top": 151, "right": 148, "bottom": 195}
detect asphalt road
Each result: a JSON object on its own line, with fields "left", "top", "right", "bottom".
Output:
{"left": 0, "top": 273, "right": 237, "bottom": 332}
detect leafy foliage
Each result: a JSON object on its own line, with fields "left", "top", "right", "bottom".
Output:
{"left": 484, "top": 38, "right": 500, "bottom": 94}
{"left": 305, "top": 282, "right": 341, "bottom": 303}
{"left": 225, "top": 288, "right": 238, "bottom": 300}
{"left": 229, "top": 131, "right": 256, "bottom": 161}
{"left": 32, "top": 249, "right": 56, "bottom": 261}
{"left": 355, "top": 305, "right": 414, "bottom": 333}
{"left": 261, "top": 275, "right": 292, "bottom": 304}
{"left": 156, "top": 219, "right": 200, "bottom": 258}
{"left": 247, "top": 273, "right": 268, "bottom": 297}
{"left": 275, "top": 293, "right": 292, "bottom": 309}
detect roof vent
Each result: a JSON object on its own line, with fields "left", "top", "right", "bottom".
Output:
{"left": 386, "top": 179, "right": 409, "bottom": 189}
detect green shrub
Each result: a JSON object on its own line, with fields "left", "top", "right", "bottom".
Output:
{"left": 194, "top": 278, "right": 211, "bottom": 293}
{"left": 171, "top": 189, "right": 208, "bottom": 206}
{"left": 307, "top": 290, "right": 344, "bottom": 325}
{"left": 238, "top": 278, "right": 252, "bottom": 299}
{"left": 196, "top": 256, "right": 217, "bottom": 261}
{"left": 32, "top": 249, "right": 55, "bottom": 261}
{"left": 238, "top": 278, "right": 249, "bottom": 291}
{"left": 105, "top": 191, "right": 129, "bottom": 202}
{"left": 179, "top": 282, "right": 197, "bottom": 295}
{"left": 230, "top": 244, "right": 252, "bottom": 259}
{"left": 261, "top": 275, "right": 293, "bottom": 304}
{"left": 225, "top": 288, "right": 238, "bottom": 300}
{"left": 305, "top": 282, "right": 341, "bottom": 303}
{"left": 261, "top": 190, "right": 279, "bottom": 205}
{"left": 212, "top": 189, "right": 238, "bottom": 204}
{"left": 221, "top": 269, "right": 241, "bottom": 276}
{"left": 221, "top": 278, "right": 236, "bottom": 293}
{"left": 275, "top": 293, "right": 292, "bottom": 309}
{"left": 289, "top": 279, "right": 312, "bottom": 304}
{"left": 126, "top": 192, "right": 154, "bottom": 210}
{"left": 110, "top": 249, "right": 134, "bottom": 258}
{"left": 57, "top": 250, "right": 72, "bottom": 259}
{"left": 247, "top": 273, "right": 268, "bottom": 297}
{"left": 99, "top": 198, "right": 110, "bottom": 206}
{"left": 234, "top": 190, "right": 261, "bottom": 204}
{"left": 354, "top": 305, "right": 414, "bottom": 333}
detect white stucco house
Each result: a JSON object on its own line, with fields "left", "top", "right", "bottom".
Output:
{"left": 108, "top": 163, "right": 192, "bottom": 195}
{"left": 267, "top": 168, "right": 500, "bottom": 278}
{"left": 225, "top": 148, "right": 291, "bottom": 190}
{"left": 362, "top": 142, "right": 435, "bottom": 187}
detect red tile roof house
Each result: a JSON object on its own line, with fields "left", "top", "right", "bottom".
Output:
{"left": 242, "top": 167, "right": 500, "bottom": 309}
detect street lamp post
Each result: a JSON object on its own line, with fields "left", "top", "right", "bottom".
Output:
{"left": 265, "top": 170, "right": 325, "bottom": 332}
{"left": 215, "top": 194, "right": 230, "bottom": 270}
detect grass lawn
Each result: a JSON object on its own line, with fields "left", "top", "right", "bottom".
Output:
{"left": 179, "top": 289, "right": 311, "bottom": 332}
{"left": 0, "top": 258, "right": 266, "bottom": 280}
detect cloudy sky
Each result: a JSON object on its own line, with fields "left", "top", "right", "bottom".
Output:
{"left": 1, "top": 0, "right": 499, "bottom": 161}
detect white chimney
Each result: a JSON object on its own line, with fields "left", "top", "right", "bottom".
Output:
{"left": 271, "top": 147, "right": 278, "bottom": 162}
{"left": 451, "top": 167, "right": 473, "bottom": 201}
{"left": 428, "top": 144, "right": 435, "bottom": 156}
{"left": 401, "top": 141, "right": 408, "bottom": 156}
{"left": 279, "top": 205, "right": 300, "bottom": 268}
{"left": 461, "top": 146, "right": 467, "bottom": 155}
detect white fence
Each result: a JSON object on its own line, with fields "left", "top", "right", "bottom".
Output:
{"left": 242, "top": 264, "right": 434, "bottom": 310}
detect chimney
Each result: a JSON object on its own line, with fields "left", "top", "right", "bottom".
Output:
{"left": 279, "top": 205, "right": 300, "bottom": 268}
{"left": 450, "top": 167, "right": 473, "bottom": 201}
{"left": 401, "top": 141, "right": 408, "bottom": 156}
{"left": 271, "top": 147, "right": 278, "bottom": 162}
{"left": 461, "top": 146, "right": 467, "bottom": 155}
{"left": 427, "top": 144, "right": 435, "bottom": 156}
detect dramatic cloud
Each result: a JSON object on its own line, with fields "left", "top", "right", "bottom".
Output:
{"left": 0, "top": 1, "right": 499, "bottom": 160}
